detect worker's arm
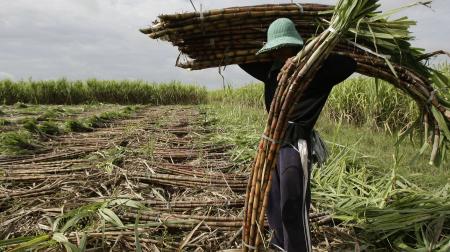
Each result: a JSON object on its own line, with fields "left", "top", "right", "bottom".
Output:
{"left": 238, "top": 62, "right": 273, "bottom": 82}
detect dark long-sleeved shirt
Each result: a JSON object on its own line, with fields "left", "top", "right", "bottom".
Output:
{"left": 239, "top": 54, "right": 356, "bottom": 146}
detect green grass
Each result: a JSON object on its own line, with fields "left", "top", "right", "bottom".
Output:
{"left": 203, "top": 103, "right": 449, "bottom": 189}
{"left": 316, "top": 116, "right": 449, "bottom": 187}
{"left": 14, "top": 102, "right": 28, "bottom": 108}
{"left": 203, "top": 103, "right": 450, "bottom": 250}
{"left": 0, "top": 131, "right": 43, "bottom": 155}
{"left": 39, "top": 121, "right": 62, "bottom": 135}
{"left": 64, "top": 120, "right": 93, "bottom": 133}
{"left": 0, "top": 79, "right": 207, "bottom": 105}
{"left": 0, "top": 118, "right": 11, "bottom": 126}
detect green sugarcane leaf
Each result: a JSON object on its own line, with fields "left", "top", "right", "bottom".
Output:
{"left": 0, "top": 236, "right": 35, "bottom": 247}
{"left": 431, "top": 107, "right": 450, "bottom": 140}
{"left": 79, "top": 232, "right": 87, "bottom": 252}
{"left": 98, "top": 208, "right": 124, "bottom": 227}
{"left": 134, "top": 212, "right": 142, "bottom": 252}
{"left": 397, "top": 114, "right": 423, "bottom": 147}
{"left": 62, "top": 241, "right": 81, "bottom": 252}
{"left": 435, "top": 237, "right": 450, "bottom": 252}
{"left": 52, "top": 232, "right": 68, "bottom": 243}
{"left": 60, "top": 215, "right": 83, "bottom": 233}
{"left": 432, "top": 70, "right": 450, "bottom": 88}
{"left": 367, "top": 24, "right": 379, "bottom": 53}
{"left": 8, "top": 234, "right": 50, "bottom": 252}
{"left": 348, "top": 28, "right": 396, "bottom": 39}
{"left": 367, "top": 1, "right": 430, "bottom": 22}
{"left": 384, "top": 57, "right": 399, "bottom": 78}
{"left": 409, "top": 141, "right": 429, "bottom": 166}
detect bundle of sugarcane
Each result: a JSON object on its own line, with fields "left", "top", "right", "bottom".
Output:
{"left": 242, "top": 1, "right": 387, "bottom": 250}
{"left": 141, "top": 0, "right": 450, "bottom": 250}
{"left": 141, "top": 3, "right": 333, "bottom": 69}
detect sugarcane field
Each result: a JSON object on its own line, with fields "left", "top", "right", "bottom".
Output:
{"left": 1, "top": 0, "right": 450, "bottom": 251}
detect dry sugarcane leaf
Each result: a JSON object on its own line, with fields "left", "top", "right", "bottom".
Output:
{"left": 177, "top": 220, "right": 204, "bottom": 251}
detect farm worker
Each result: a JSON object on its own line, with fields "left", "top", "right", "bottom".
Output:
{"left": 239, "top": 18, "right": 356, "bottom": 251}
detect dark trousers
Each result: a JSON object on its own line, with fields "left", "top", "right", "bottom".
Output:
{"left": 267, "top": 141, "right": 313, "bottom": 252}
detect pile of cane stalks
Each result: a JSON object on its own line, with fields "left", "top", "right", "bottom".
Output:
{"left": 142, "top": 0, "right": 450, "bottom": 250}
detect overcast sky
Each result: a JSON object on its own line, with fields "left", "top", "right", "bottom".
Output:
{"left": 0, "top": 0, "right": 448, "bottom": 89}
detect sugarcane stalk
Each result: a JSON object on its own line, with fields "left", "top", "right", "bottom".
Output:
{"left": 430, "top": 120, "right": 441, "bottom": 165}
{"left": 158, "top": 4, "right": 333, "bottom": 22}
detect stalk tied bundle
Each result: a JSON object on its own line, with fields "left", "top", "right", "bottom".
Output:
{"left": 242, "top": 1, "right": 390, "bottom": 250}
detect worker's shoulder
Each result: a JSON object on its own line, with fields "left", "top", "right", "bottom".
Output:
{"left": 326, "top": 53, "right": 354, "bottom": 63}
{"left": 322, "top": 53, "right": 357, "bottom": 71}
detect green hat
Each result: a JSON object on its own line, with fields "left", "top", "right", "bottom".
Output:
{"left": 256, "top": 18, "right": 304, "bottom": 55}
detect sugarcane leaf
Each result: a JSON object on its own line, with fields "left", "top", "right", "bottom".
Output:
{"left": 62, "top": 241, "right": 81, "bottom": 252}
{"left": 432, "top": 70, "right": 450, "bottom": 88}
{"left": 0, "top": 236, "right": 35, "bottom": 247}
{"left": 367, "top": 24, "right": 379, "bottom": 53}
{"left": 368, "top": 1, "right": 431, "bottom": 23}
{"left": 8, "top": 234, "right": 50, "bottom": 252}
{"left": 396, "top": 116, "right": 421, "bottom": 147}
{"left": 52, "top": 232, "right": 69, "bottom": 243}
{"left": 384, "top": 57, "right": 399, "bottom": 78}
{"left": 78, "top": 232, "right": 87, "bottom": 252}
{"left": 354, "top": 17, "right": 363, "bottom": 44}
{"left": 436, "top": 237, "right": 450, "bottom": 252}
{"left": 431, "top": 107, "right": 450, "bottom": 140}
{"left": 109, "top": 198, "right": 145, "bottom": 209}
{"left": 60, "top": 215, "right": 83, "bottom": 233}
{"left": 178, "top": 220, "right": 204, "bottom": 251}
{"left": 98, "top": 208, "right": 124, "bottom": 227}
{"left": 134, "top": 211, "right": 142, "bottom": 252}
{"left": 348, "top": 28, "right": 396, "bottom": 39}
{"left": 409, "top": 142, "right": 429, "bottom": 165}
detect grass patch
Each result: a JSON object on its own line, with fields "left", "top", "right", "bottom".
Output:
{"left": 94, "top": 146, "right": 127, "bottom": 173}
{"left": 37, "top": 109, "right": 64, "bottom": 121}
{"left": 39, "top": 121, "right": 61, "bottom": 135}
{"left": 64, "top": 120, "right": 93, "bottom": 133}
{"left": 86, "top": 106, "right": 138, "bottom": 128}
{"left": 22, "top": 118, "right": 39, "bottom": 134}
{"left": 0, "top": 119, "right": 12, "bottom": 126}
{"left": 0, "top": 131, "right": 42, "bottom": 155}
{"left": 14, "top": 102, "right": 28, "bottom": 109}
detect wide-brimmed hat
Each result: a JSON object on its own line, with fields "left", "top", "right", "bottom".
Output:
{"left": 256, "top": 18, "right": 304, "bottom": 55}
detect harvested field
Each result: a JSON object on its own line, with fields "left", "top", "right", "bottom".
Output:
{"left": 2, "top": 104, "right": 449, "bottom": 251}
{"left": 0, "top": 105, "right": 339, "bottom": 251}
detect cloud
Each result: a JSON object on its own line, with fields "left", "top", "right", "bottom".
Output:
{"left": 0, "top": 0, "right": 448, "bottom": 89}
